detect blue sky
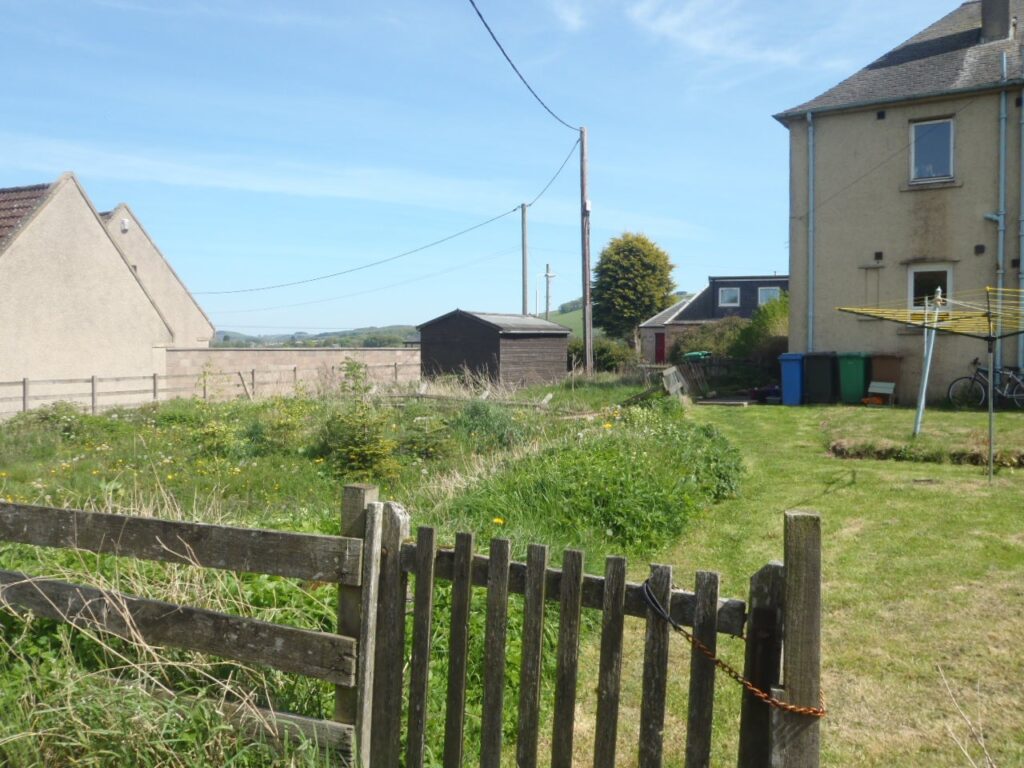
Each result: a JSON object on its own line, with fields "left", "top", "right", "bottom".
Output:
{"left": 2, "top": 0, "right": 951, "bottom": 333}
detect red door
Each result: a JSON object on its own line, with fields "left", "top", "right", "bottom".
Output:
{"left": 655, "top": 332, "right": 666, "bottom": 363}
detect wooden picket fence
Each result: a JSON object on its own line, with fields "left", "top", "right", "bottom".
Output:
{"left": 0, "top": 485, "right": 822, "bottom": 767}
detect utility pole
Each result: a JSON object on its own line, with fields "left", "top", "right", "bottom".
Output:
{"left": 521, "top": 203, "right": 529, "bottom": 315}
{"left": 579, "top": 127, "right": 593, "bottom": 373}
{"left": 544, "top": 263, "right": 555, "bottom": 320}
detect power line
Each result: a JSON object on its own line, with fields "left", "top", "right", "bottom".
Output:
{"left": 466, "top": 0, "right": 577, "bottom": 132}
{"left": 210, "top": 249, "right": 517, "bottom": 315}
{"left": 529, "top": 137, "right": 580, "bottom": 206}
{"left": 195, "top": 208, "right": 519, "bottom": 296}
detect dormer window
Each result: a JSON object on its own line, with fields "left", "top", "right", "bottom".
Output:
{"left": 910, "top": 119, "right": 954, "bottom": 182}
{"left": 718, "top": 287, "right": 740, "bottom": 307}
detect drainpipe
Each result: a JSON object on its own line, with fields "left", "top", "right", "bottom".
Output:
{"left": 986, "top": 54, "right": 1009, "bottom": 370}
{"left": 807, "top": 112, "right": 816, "bottom": 352}
{"left": 1019, "top": 52, "right": 1024, "bottom": 368}
{"left": 999, "top": 54, "right": 1007, "bottom": 370}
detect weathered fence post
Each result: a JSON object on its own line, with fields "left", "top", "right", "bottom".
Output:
{"left": 639, "top": 563, "right": 671, "bottom": 768}
{"left": 336, "top": 484, "right": 382, "bottom": 767}
{"left": 370, "top": 501, "right": 410, "bottom": 767}
{"left": 22, "top": 378, "right": 28, "bottom": 413}
{"left": 770, "top": 511, "right": 822, "bottom": 768}
{"left": 251, "top": 369, "right": 256, "bottom": 399}
{"left": 152, "top": 373, "right": 159, "bottom": 402}
{"left": 91, "top": 375, "right": 98, "bottom": 415}
{"left": 686, "top": 570, "right": 720, "bottom": 768}
{"left": 738, "top": 562, "right": 784, "bottom": 768}
{"left": 293, "top": 365, "right": 299, "bottom": 392}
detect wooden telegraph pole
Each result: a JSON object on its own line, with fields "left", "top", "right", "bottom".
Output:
{"left": 521, "top": 203, "right": 529, "bottom": 315}
{"left": 580, "top": 127, "right": 593, "bottom": 373}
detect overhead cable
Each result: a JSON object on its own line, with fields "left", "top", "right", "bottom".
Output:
{"left": 529, "top": 137, "right": 580, "bottom": 206}
{"left": 210, "top": 249, "right": 517, "bottom": 315}
{"left": 466, "top": 0, "right": 578, "bottom": 132}
{"left": 194, "top": 207, "right": 518, "bottom": 295}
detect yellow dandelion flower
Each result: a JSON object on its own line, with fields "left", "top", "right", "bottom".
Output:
{"left": 602, "top": 422, "right": 613, "bottom": 429}
{"left": 492, "top": 517, "right": 505, "bottom": 525}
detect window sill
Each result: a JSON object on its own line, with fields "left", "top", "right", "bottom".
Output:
{"left": 859, "top": 263, "right": 885, "bottom": 270}
{"left": 900, "top": 179, "right": 961, "bottom": 192}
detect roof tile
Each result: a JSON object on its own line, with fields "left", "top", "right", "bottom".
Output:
{"left": 0, "top": 183, "right": 52, "bottom": 248}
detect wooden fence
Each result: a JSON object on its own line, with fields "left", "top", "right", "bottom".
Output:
{"left": 0, "top": 362, "right": 421, "bottom": 418}
{"left": 0, "top": 486, "right": 822, "bottom": 766}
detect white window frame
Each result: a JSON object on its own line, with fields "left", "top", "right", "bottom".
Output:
{"left": 718, "top": 287, "right": 740, "bottom": 307}
{"left": 758, "top": 286, "right": 782, "bottom": 305}
{"left": 910, "top": 118, "right": 954, "bottom": 183}
{"left": 907, "top": 263, "right": 953, "bottom": 310}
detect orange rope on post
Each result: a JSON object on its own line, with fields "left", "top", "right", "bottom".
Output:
{"left": 640, "top": 580, "right": 827, "bottom": 719}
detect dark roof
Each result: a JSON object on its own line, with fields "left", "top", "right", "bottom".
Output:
{"left": 0, "top": 182, "right": 52, "bottom": 249}
{"left": 418, "top": 310, "right": 571, "bottom": 335}
{"left": 776, "top": 1, "right": 1024, "bottom": 121}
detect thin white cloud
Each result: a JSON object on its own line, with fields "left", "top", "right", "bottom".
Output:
{"left": 626, "top": 0, "right": 801, "bottom": 66}
{"left": 549, "top": 0, "right": 586, "bottom": 32}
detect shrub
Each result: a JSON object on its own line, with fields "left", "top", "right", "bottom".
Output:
{"left": 307, "top": 401, "right": 398, "bottom": 481}
{"left": 729, "top": 293, "right": 789, "bottom": 366}
{"left": 567, "top": 337, "right": 639, "bottom": 372}
{"left": 445, "top": 406, "right": 742, "bottom": 551}
{"left": 668, "top": 316, "right": 749, "bottom": 361}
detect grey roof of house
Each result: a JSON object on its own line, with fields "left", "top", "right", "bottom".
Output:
{"left": 0, "top": 182, "right": 52, "bottom": 250}
{"left": 418, "top": 310, "right": 571, "bottom": 335}
{"left": 640, "top": 296, "right": 695, "bottom": 328}
{"left": 776, "top": 1, "right": 1024, "bottom": 121}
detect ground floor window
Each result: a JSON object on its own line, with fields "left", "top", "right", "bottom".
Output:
{"left": 908, "top": 264, "right": 952, "bottom": 308}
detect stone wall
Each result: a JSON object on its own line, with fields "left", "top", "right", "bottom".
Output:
{"left": 165, "top": 347, "right": 420, "bottom": 397}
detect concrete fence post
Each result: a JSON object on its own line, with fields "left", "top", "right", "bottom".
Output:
{"left": 91, "top": 376, "right": 98, "bottom": 415}
{"left": 22, "top": 378, "right": 28, "bottom": 413}
{"left": 152, "top": 373, "right": 159, "bottom": 402}
{"left": 251, "top": 369, "right": 256, "bottom": 399}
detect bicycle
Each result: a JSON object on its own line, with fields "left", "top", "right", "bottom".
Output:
{"left": 947, "top": 358, "right": 1024, "bottom": 408}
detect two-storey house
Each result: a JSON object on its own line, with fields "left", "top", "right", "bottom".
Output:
{"left": 776, "top": 0, "right": 1024, "bottom": 401}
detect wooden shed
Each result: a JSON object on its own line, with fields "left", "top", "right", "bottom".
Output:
{"left": 417, "top": 310, "right": 570, "bottom": 385}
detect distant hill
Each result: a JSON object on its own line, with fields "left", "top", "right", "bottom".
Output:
{"left": 214, "top": 325, "right": 418, "bottom": 348}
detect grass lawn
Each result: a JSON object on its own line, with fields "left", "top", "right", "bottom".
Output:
{"left": 668, "top": 404, "right": 1024, "bottom": 767}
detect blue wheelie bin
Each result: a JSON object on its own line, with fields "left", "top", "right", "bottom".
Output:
{"left": 779, "top": 353, "right": 804, "bottom": 405}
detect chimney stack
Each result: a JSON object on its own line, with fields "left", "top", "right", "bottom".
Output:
{"left": 982, "top": 0, "right": 1011, "bottom": 42}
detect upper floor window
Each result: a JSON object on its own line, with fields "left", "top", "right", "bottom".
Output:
{"left": 758, "top": 286, "right": 782, "bottom": 305}
{"left": 910, "top": 119, "right": 954, "bottom": 182}
{"left": 718, "top": 287, "right": 740, "bottom": 307}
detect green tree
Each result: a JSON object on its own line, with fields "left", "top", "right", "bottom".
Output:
{"left": 592, "top": 232, "right": 675, "bottom": 341}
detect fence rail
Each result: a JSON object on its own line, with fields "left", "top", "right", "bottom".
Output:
{"left": 0, "top": 488, "right": 822, "bottom": 766}
{"left": 0, "top": 361, "right": 421, "bottom": 417}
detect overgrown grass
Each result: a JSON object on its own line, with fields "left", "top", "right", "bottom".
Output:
{"left": 0, "top": 380, "right": 751, "bottom": 765}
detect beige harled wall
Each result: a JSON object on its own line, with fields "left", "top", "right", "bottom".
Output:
{"left": 104, "top": 205, "right": 215, "bottom": 347}
{"left": 0, "top": 178, "right": 173, "bottom": 381}
{"left": 786, "top": 90, "right": 1023, "bottom": 402}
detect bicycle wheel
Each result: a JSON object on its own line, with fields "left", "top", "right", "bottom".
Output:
{"left": 948, "top": 377, "right": 985, "bottom": 409}
{"left": 1009, "top": 379, "right": 1024, "bottom": 408}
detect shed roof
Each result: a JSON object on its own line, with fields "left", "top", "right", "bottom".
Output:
{"left": 0, "top": 182, "right": 52, "bottom": 250}
{"left": 776, "top": 1, "right": 1024, "bottom": 121}
{"left": 418, "top": 310, "right": 570, "bottom": 335}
